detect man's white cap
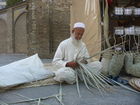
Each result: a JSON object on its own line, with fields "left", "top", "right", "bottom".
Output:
{"left": 73, "top": 22, "right": 85, "bottom": 29}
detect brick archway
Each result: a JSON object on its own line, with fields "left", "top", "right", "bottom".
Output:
{"left": 0, "top": 19, "right": 8, "bottom": 53}
{"left": 14, "top": 12, "right": 28, "bottom": 53}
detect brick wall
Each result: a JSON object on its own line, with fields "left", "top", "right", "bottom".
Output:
{"left": 0, "top": 0, "right": 71, "bottom": 58}
{"left": 28, "top": 0, "right": 70, "bottom": 58}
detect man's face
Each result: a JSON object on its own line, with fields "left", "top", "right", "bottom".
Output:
{"left": 72, "top": 28, "right": 85, "bottom": 40}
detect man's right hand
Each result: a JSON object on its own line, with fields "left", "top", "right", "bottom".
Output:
{"left": 66, "top": 61, "right": 79, "bottom": 68}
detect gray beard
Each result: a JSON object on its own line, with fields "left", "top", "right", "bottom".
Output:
{"left": 71, "top": 34, "right": 82, "bottom": 47}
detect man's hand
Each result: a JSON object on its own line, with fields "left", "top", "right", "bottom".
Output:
{"left": 66, "top": 61, "right": 79, "bottom": 68}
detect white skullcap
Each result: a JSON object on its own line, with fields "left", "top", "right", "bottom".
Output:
{"left": 73, "top": 22, "right": 85, "bottom": 29}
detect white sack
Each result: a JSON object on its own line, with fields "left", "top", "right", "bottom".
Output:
{"left": 134, "top": 53, "right": 140, "bottom": 64}
{"left": 0, "top": 54, "right": 54, "bottom": 87}
{"left": 101, "top": 52, "right": 112, "bottom": 76}
{"left": 108, "top": 54, "right": 125, "bottom": 77}
{"left": 125, "top": 53, "right": 140, "bottom": 77}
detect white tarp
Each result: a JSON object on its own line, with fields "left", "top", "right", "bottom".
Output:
{"left": 0, "top": 54, "right": 54, "bottom": 87}
{"left": 70, "top": 0, "right": 101, "bottom": 60}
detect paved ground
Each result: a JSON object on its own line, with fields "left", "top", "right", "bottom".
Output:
{"left": 0, "top": 54, "right": 140, "bottom": 105}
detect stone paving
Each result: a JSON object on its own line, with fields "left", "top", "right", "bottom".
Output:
{"left": 0, "top": 54, "right": 139, "bottom": 105}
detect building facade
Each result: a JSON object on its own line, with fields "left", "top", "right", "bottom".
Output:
{"left": 0, "top": 0, "right": 70, "bottom": 58}
{"left": 0, "top": 0, "right": 6, "bottom": 9}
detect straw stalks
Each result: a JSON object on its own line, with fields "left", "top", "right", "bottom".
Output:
{"left": 75, "top": 62, "right": 139, "bottom": 95}
{"left": 55, "top": 95, "right": 65, "bottom": 105}
{"left": 37, "top": 98, "right": 41, "bottom": 105}
{"left": 58, "top": 83, "right": 65, "bottom": 105}
{"left": 103, "top": 0, "right": 111, "bottom": 48}
{"left": 85, "top": 41, "right": 126, "bottom": 60}
{"left": 7, "top": 87, "right": 65, "bottom": 105}
{"left": 75, "top": 70, "right": 81, "bottom": 97}
{"left": 76, "top": 63, "right": 111, "bottom": 95}
{"left": 8, "top": 93, "right": 61, "bottom": 105}
{"left": 0, "top": 100, "right": 9, "bottom": 105}
{"left": 73, "top": 40, "right": 140, "bottom": 96}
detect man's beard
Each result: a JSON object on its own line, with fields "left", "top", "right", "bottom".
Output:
{"left": 71, "top": 34, "right": 82, "bottom": 46}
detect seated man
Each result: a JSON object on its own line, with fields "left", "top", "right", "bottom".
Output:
{"left": 52, "top": 22, "right": 102, "bottom": 84}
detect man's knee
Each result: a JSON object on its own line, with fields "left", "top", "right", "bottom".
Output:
{"left": 54, "top": 67, "right": 76, "bottom": 84}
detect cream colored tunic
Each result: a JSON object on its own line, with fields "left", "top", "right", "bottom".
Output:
{"left": 52, "top": 37, "right": 90, "bottom": 67}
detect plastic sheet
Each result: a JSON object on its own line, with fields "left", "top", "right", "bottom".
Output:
{"left": 0, "top": 54, "right": 54, "bottom": 87}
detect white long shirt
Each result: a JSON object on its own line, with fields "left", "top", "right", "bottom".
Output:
{"left": 52, "top": 37, "right": 90, "bottom": 67}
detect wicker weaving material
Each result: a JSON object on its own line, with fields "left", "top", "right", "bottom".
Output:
{"left": 125, "top": 53, "right": 140, "bottom": 77}
{"left": 129, "top": 78, "right": 140, "bottom": 91}
{"left": 108, "top": 54, "right": 125, "bottom": 77}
